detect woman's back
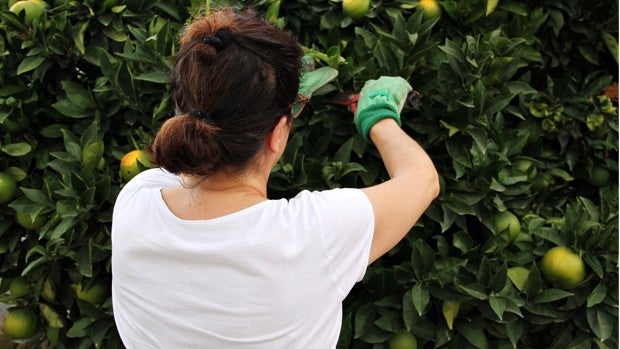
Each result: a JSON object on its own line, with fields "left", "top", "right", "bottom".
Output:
{"left": 112, "top": 169, "right": 373, "bottom": 348}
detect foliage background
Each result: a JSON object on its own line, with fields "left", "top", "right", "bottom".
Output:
{"left": 0, "top": 0, "right": 617, "bottom": 347}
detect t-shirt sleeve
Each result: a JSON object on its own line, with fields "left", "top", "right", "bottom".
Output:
{"left": 306, "top": 188, "right": 374, "bottom": 299}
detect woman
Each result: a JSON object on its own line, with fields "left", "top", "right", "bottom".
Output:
{"left": 111, "top": 7, "right": 439, "bottom": 348}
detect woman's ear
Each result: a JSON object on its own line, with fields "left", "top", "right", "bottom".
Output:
{"left": 266, "top": 116, "right": 290, "bottom": 153}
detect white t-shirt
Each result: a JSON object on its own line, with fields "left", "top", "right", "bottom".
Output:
{"left": 111, "top": 168, "right": 374, "bottom": 348}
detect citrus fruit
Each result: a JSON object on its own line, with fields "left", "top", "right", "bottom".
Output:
{"left": 417, "top": 0, "right": 441, "bottom": 20}
{"left": 9, "top": 277, "right": 31, "bottom": 297}
{"left": 589, "top": 166, "right": 610, "bottom": 188}
{"left": 120, "top": 149, "right": 151, "bottom": 181}
{"left": 513, "top": 159, "right": 537, "bottom": 180}
{"left": 76, "top": 280, "right": 109, "bottom": 306}
{"left": 2, "top": 308, "right": 39, "bottom": 340}
{"left": 388, "top": 331, "right": 418, "bottom": 349}
{"left": 0, "top": 173, "right": 17, "bottom": 204}
{"left": 16, "top": 212, "right": 47, "bottom": 230}
{"left": 493, "top": 211, "right": 521, "bottom": 241}
{"left": 342, "top": 0, "right": 370, "bottom": 20}
{"left": 531, "top": 172, "right": 553, "bottom": 192}
{"left": 541, "top": 246, "right": 586, "bottom": 290}
{"left": 9, "top": 0, "right": 48, "bottom": 25}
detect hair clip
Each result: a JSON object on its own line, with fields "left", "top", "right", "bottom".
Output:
{"left": 201, "top": 29, "right": 232, "bottom": 52}
{"left": 189, "top": 109, "right": 214, "bottom": 123}
{"left": 202, "top": 36, "right": 223, "bottom": 51}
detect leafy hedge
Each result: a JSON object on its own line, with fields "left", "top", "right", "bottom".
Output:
{"left": 0, "top": 0, "right": 617, "bottom": 348}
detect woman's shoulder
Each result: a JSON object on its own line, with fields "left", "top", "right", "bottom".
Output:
{"left": 115, "top": 168, "right": 180, "bottom": 207}
{"left": 290, "top": 188, "right": 370, "bottom": 206}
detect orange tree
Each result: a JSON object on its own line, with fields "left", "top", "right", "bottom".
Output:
{"left": 0, "top": 0, "right": 617, "bottom": 348}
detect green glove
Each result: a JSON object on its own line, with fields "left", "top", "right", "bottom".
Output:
{"left": 354, "top": 76, "right": 413, "bottom": 143}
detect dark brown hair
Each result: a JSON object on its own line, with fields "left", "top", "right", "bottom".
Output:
{"left": 150, "top": 8, "right": 303, "bottom": 176}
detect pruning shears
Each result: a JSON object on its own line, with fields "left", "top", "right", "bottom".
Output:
{"left": 297, "top": 56, "right": 423, "bottom": 114}
{"left": 328, "top": 90, "right": 423, "bottom": 114}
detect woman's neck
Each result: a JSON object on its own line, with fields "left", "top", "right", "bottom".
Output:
{"left": 182, "top": 171, "right": 268, "bottom": 199}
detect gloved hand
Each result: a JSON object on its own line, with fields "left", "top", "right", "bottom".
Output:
{"left": 354, "top": 76, "right": 413, "bottom": 143}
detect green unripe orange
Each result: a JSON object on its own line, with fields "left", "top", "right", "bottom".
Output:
{"left": 589, "top": 166, "right": 610, "bottom": 188}
{"left": 493, "top": 211, "right": 521, "bottom": 242}
{"left": 9, "top": 0, "right": 48, "bottom": 25}
{"left": 76, "top": 280, "right": 109, "bottom": 306}
{"left": 388, "top": 331, "right": 418, "bottom": 349}
{"left": 0, "top": 172, "right": 17, "bottom": 204}
{"left": 3, "top": 308, "right": 39, "bottom": 340}
{"left": 9, "top": 277, "right": 31, "bottom": 297}
{"left": 16, "top": 212, "right": 47, "bottom": 230}
{"left": 342, "top": 0, "right": 370, "bottom": 20}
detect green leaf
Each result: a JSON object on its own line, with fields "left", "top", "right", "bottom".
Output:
{"left": 334, "top": 138, "right": 354, "bottom": 163}
{"left": 507, "top": 267, "right": 529, "bottom": 292}
{"left": 374, "top": 312, "right": 400, "bottom": 332}
{"left": 52, "top": 99, "right": 89, "bottom": 118}
{"left": 455, "top": 320, "right": 488, "bottom": 349}
{"left": 505, "top": 320, "right": 523, "bottom": 348}
{"left": 61, "top": 81, "right": 95, "bottom": 109}
{"left": 354, "top": 303, "right": 376, "bottom": 338}
{"left": 441, "top": 301, "right": 460, "bottom": 330}
{"left": 586, "top": 282, "right": 607, "bottom": 307}
{"left": 21, "top": 188, "right": 53, "bottom": 207}
{"left": 77, "top": 241, "right": 93, "bottom": 277}
{"left": 439, "top": 120, "right": 460, "bottom": 136}
{"left": 453, "top": 231, "right": 474, "bottom": 253}
{"left": 442, "top": 197, "right": 475, "bottom": 216}
{"left": 601, "top": 32, "right": 619, "bottom": 64}
{"left": 578, "top": 45, "right": 599, "bottom": 65}
{"left": 587, "top": 307, "right": 613, "bottom": 341}
{"left": 489, "top": 296, "right": 506, "bottom": 320}
{"left": 104, "top": 28, "right": 128, "bottom": 42}
{"left": 483, "top": 94, "right": 514, "bottom": 116}
{"left": 17, "top": 56, "right": 45, "bottom": 75}
{"left": 82, "top": 142, "right": 104, "bottom": 169}
{"left": 532, "top": 289, "right": 574, "bottom": 303}
{"left": 50, "top": 218, "right": 75, "bottom": 240}
{"left": 66, "top": 317, "right": 93, "bottom": 338}
{"left": 111, "top": 5, "right": 126, "bottom": 13}
{"left": 411, "top": 239, "right": 435, "bottom": 276}
{"left": 402, "top": 290, "right": 417, "bottom": 332}
{"left": 22, "top": 255, "right": 48, "bottom": 276}
{"left": 486, "top": 0, "right": 499, "bottom": 15}
{"left": 134, "top": 70, "right": 171, "bottom": 84}
{"left": 523, "top": 263, "right": 543, "bottom": 299}
{"left": 1, "top": 142, "right": 32, "bottom": 156}
{"left": 457, "top": 283, "right": 488, "bottom": 300}
{"left": 0, "top": 83, "right": 26, "bottom": 97}
{"left": 39, "top": 303, "right": 65, "bottom": 328}
{"left": 411, "top": 283, "right": 430, "bottom": 316}
{"left": 506, "top": 81, "right": 537, "bottom": 95}
{"left": 73, "top": 21, "right": 89, "bottom": 55}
